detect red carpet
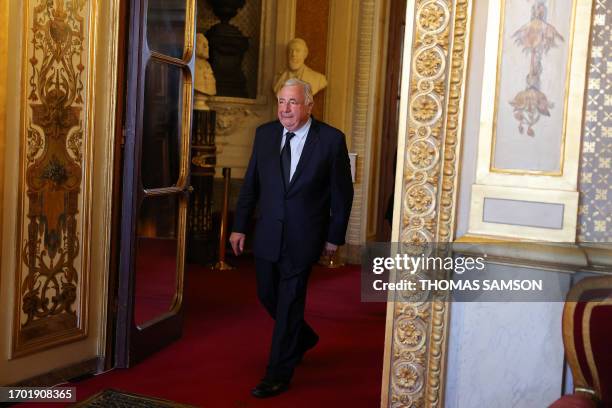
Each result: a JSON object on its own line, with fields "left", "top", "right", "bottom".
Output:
{"left": 24, "top": 256, "right": 386, "bottom": 407}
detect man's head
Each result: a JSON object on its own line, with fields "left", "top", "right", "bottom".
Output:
{"left": 196, "top": 33, "right": 209, "bottom": 59}
{"left": 287, "top": 38, "right": 308, "bottom": 71}
{"left": 277, "top": 79, "right": 313, "bottom": 131}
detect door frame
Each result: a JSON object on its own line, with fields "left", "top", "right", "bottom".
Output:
{"left": 375, "top": 0, "right": 407, "bottom": 242}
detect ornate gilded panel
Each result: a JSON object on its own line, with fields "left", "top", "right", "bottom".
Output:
{"left": 13, "top": 0, "right": 94, "bottom": 356}
{"left": 383, "top": 0, "right": 471, "bottom": 406}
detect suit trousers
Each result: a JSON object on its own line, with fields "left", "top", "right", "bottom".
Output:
{"left": 255, "top": 247, "right": 318, "bottom": 382}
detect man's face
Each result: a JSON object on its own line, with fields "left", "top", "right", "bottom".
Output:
{"left": 277, "top": 85, "right": 312, "bottom": 131}
{"left": 287, "top": 42, "right": 307, "bottom": 71}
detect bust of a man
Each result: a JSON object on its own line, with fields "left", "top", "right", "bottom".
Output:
{"left": 195, "top": 33, "right": 216, "bottom": 97}
{"left": 273, "top": 38, "right": 327, "bottom": 96}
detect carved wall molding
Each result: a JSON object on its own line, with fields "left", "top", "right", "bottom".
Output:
{"left": 210, "top": 106, "right": 261, "bottom": 136}
{"left": 13, "top": 0, "right": 95, "bottom": 357}
{"left": 206, "top": 104, "right": 261, "bottom": 155}
{"left": 382, "top": 0, "right": 472, "bottom": 406}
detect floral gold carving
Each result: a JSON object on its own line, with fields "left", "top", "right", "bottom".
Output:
{"left": 384, "top": 0, "right": 471, "bottom": 407}
{"left": 409, "top": 140, "right": 438, "bottom": 170}
{"left": 395, "top": 317, "right": 426, "bottom": 350}
{"left": 411, "top": 95, "right": 440, "bottom": 124}
{"left": 417, "top": 2, "right": 448, "bottom": 33}
{"left": 394, "top": 362, "right": 423, "bottom": 393}
{"left": 414, "top": 48, "right": 445, "bottom": 78}
{"left": 406, "top": 185, "right": 435, "bottom": 215}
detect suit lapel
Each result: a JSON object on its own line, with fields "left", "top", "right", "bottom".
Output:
{"left": 288, "top": 119, "right": 319, "bottom": 191}
{"left": 267, "top": 122, "right": 284, "bottom": 189}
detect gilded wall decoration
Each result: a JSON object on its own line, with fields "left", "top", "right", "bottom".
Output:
{"left": 383, "top": 0, "right": 471, "bottom": 406}
{"left": 14, "top": 0, "right": 93, "bottom": 356}
{"left": 578, "top": 0, "right": 612, "bottom": 243}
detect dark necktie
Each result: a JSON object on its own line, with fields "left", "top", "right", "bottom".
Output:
{"left": 281, "top": 132, "right": 295, "bottom": 188}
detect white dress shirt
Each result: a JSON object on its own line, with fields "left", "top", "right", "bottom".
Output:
{"left": 281, "top": 117, "right": 312, "bottom": 181}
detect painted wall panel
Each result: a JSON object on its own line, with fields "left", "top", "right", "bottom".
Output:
{"left": 12, "top": 0, "right": 95, "bottom": 357}
{"left": 1, "top": 0, "right": 117, "bottom": 384}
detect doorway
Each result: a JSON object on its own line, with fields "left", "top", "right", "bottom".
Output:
{"left": 375, "top": 0, "right": 408, "bottom": 241}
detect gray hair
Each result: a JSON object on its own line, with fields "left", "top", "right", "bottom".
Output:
{"left": 279, "top": 78, "right": 314, "bottom": 105}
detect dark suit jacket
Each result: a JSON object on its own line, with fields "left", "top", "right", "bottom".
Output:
{"left": 232, "top": 118, "right": 354, "bottom": 266}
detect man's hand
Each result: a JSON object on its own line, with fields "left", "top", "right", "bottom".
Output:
{"left": 229, "top": 232, "right": 246, "bottom": 256}
{"left": 322, "top": 242, "right": 338, "bottom": 257}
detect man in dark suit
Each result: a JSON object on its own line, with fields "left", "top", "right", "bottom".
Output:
{"left": 229, "top": 78, "right": 354, "bottom": 398}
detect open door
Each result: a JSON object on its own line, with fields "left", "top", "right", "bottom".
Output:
{"left": 115, "top": 0, "right": 196, "bottom": 367}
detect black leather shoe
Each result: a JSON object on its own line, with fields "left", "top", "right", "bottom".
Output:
{"left": 251, "top": 380, "right": 290, "bottom": 398}
{"left": 297, "top": 333, "right": 319, "bottom": 364}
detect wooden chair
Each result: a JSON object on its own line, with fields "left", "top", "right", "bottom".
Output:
{"left": 550, "top": 276, "right": 612, "bottom": 408}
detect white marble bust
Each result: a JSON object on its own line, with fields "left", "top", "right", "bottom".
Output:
{"left": 273, "top": 38, "right": 327, "bottom": 96}
{"left": 195, "top": 33, "right": 216, "bottom": 109}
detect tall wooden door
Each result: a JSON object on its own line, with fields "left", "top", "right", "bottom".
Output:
{"left": 115, "top": 0, "right": 196, "bottom": 367}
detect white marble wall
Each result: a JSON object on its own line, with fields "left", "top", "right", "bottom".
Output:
{"left": 444, "top": 265, "right": 571, "bottom": 408}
